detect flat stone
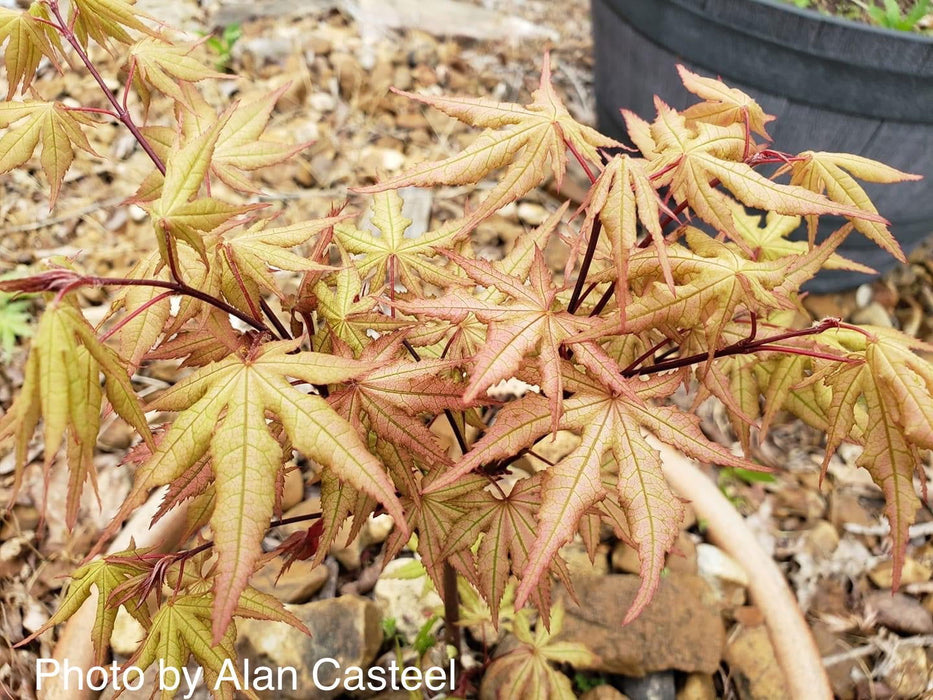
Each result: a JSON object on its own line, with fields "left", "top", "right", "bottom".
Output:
{"left": 237, "top": 595, "right": 383, "bottom": 700}
{"left": 251, "top": 556, "right": 330, "bottom": 604}
{"left": 724, "top": 625, "right": 790, "bottom": 700}
{"left": 581, "top": 686, "right": 632, "bottom": 700}
{"left": 863, "top": 591, "right": 933, "bottom": 635}
{"left": 554, "top": 574, "right": 724, "bottom": 676}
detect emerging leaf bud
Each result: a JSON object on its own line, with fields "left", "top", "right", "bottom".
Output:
{"left": 0, "top": 269, "right": 86, "bottom": 294}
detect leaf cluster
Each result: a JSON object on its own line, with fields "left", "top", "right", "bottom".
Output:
{"left": 1, "top": 3, "right": 931, "bottom": 693}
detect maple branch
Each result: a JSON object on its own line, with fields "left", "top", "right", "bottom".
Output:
{"left": 90, "top": 275, "right": 269, "bottom": 332}
{"left": 403, "top": 339, "right": 470, "bottom": 456}
{"left": 260, "top": 297, "right": 292, "bottom": 340}
{"left": 568, "top": 220, "right": 602, "bottom": 313}
{"left": 47, "top": 1, "right": 166, "bottom": 176}
{"left": 443, "top": 562, "right": 462, "bottom": 659}
{"left": 590, "top": 283, "right": 615, "bottom": 317}
{"left": 628, "top": 319, "right": 847, "bottom": 376}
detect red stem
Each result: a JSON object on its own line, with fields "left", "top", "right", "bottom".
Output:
{"left": 568, "top": 219, "right": 603, "bottom": 313}
{"left": 89, "top": 275, "right": 267, "bottom": 332}
{"left": 48, "top": 1, "right": 166, "bottom": 176}
{"left": 627, "top": 319, "right": 845, "bottom": 377}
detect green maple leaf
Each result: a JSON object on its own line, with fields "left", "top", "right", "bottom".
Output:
{"left": 0, "top": 100, "right": 96, "bottom": 204}
{"left": 118, "top": 340, "right": 406, "bottom": 642}
{"left": 0, "top": 300, "right": 152, "bottom": 528}
{"left": 334, "top": 189, "right": 465, "bottom": 297}
{"left": 817, "top": 326, "right": 933, "bottom": 587}
{"left": 68, "top": 0, "right": 160, "bottom": 48}
{"left": 482, "top": 601, "right": 596, "bottom": 700}
{"left": 0, "top": 4, "right": 63, "bottom": 99}
{"left": 140, "top": 113, "right": 259, "bottom": 264}
{"left": 787, "top": 151, "right": 921, "bottom": 261}
{"left": 129, "top": 38, "right": 229, "bottom": 116}
{"left": 21, "top": 551, "right": 150, "bottom": 666}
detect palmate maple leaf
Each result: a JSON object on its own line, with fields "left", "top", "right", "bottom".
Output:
{"left": 645, "top": 101, "right": 886, "bottom": 245}
{"left": 217, "top": 214, "right": 340, "bottom": 313}
{"left": 394, "top": 248, "right": 590, "bottom": 429}
{"left": 327, "top": 332, "right": 464, "bottom": 471}
{"left": 68, "top": 0, "right": 160, "bottom": 48}
{"left": 382, "top": 471, "right": 487, "bottom": 597}
{"left": 128, "top": 38, "right": 229, "bottom": 116}
{"left": 175, "top": 83, "right": 311, "bottom": 193}
{"left": 428, "top": 362, "right": 757, "bottom": 623}
{"left": 128, "top": 587, "right": 307, "bottom": 700}
{"left": 786, "top": 151, "right": 922, "bottom": 261}
{"left": 312, "top": 260, "right": 410, "bottom": 354}
{"left": 677, "top": 65, "right": 774, "bottom": 139}
{"left": 0, "top": 4, "right": 63, "bottom": 99}
{"left": 139, "top": 113, "right": 261, "bottom": 264}
{"left": 407, "top": 202, "right": 564, "bottom": 361}
{"left": 816, "top": 326, "right": 933, "bottom": 588}
{"left": 730, "top": 207, "right": 873, "bottom": 273}
{"left": 481, "top": 601, "right": 597, "bottom": 700}
{"left": 575, "top": 153, "right": 669, "bottom": 305}
{"left": 117, "top": 340, "right": 407, "bottom": 642}
{"left": 354, "top": 53, "right": 618, "bottom": 234}
{"left": 0, "top": 100, "right": 96, "bottom": 204}
{"left": 623, "top": 226, "right": 846, "bottom": 352}
{"left": 21, "top": 550, "right": 150, "bottom": 667}
{"left": 334, "top": 189, "right": 466, "bottom": 297}
{"left": 442, "top": 473, "right": 545, "bottom": 622}
{"left": 0, "top": 301, "right": 152, "bottom": 528}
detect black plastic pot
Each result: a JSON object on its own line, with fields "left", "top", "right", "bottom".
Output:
{"left": 591, "top": 0, "right": 933, "bottom": 292}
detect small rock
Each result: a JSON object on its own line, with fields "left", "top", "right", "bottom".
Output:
{"left": 611, "top": 542, "right": 640, "bottom": 575}
{"left": 802, "top": 520, "right": 839, "bottom": 558}
{"left": 554, "top": 573, "right": 724, "bottom": 676}
{"left": 239, "top": 36, "right": 294, "bottom": 66}
{"left": 580, "top": 686, "right": 631, "bottom": 700}
{"left": 562, "top": 541, "right": 610, "bottom": 579}
{"left": 365, "top": 514, "right": 394, "bottom": 546}
{"left": 110, "top": 607, "right": 146, "bottom": 655}
{"left": 830, "top": 490, "right": 882, "bottom": 530}
{"left": 620, "top": 672, "right": 676, "bottom": 700}
{"left": 516, "top": 202, "right": 549, "bottom": 226}
{"left": 237, "top": 595, "right": 383, "bottom": 700}
{"left": 696, "top": 543, "right": 748, "bottom": 608}
{"left": 309, "top": 92, "right": 336, "bottom": 113}
{"left": 732, "top": 606, "right": 764, "bottom": 627}
{"left": 868, "top": 557, "right": 932, "bottom": 588}
{"left": 307, "top": 35, "right": 333, "bottom": 56}
{"left": 724, "top": 625, "right": 790, "bottom": 700}
{"left": 373, "top": 558, "right": 443, "bottom": 641}
{"left": 282, "top": 468, "right": 304, "bottom": 512}
{"left": 251, "top": 557, "right": 330, "bottom": 604}
{"left": 677, "top": 673, "right": 717, "bottom": 700}
{"left": 863, "top": 591, "right": 933, "bottom": 635}
{"left": 880, "top": 644, "right": 929, "bottom": 698}
{"left": 380, "top": 148, "right": 405, "bottom": 172}
{"left": 850, "top": 301, "right": 893, "bottom": 328}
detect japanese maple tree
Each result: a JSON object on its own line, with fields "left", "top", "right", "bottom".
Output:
{"left": 1, "top": 1, "right": 930, "bottom": 695}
